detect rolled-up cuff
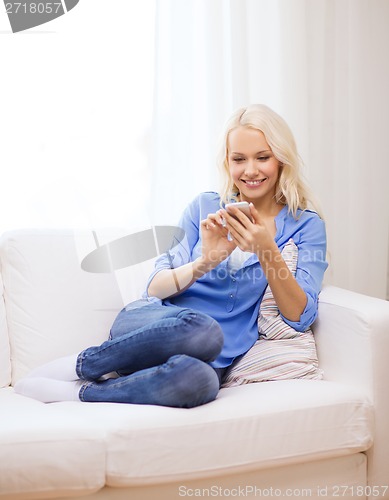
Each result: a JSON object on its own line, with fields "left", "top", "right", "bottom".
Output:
{"left": 280, "top": 292, "right": 318, "bottom": 332}
{"left": 78, "top": 382, "right": 92, "bottom": 402}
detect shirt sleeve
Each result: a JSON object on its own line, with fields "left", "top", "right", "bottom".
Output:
{"left": 280, "top": 213, "right": 328, "bottom": 331}
{"left": 143, "top": 195, "right": 201, "bottom": 297}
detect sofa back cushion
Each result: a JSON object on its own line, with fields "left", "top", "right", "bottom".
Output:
{"left": 0, "top": 230, "right": 153, "bottom": 384}
{"left": 0, "top": 273, "right": 11, "bottom": 387}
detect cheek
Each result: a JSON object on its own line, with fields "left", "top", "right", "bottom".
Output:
{"left": 228, "top": 164, "right": 240, "bottom": 182}
{"left": 264, "top": 161, "right": 280, "bottom": 179}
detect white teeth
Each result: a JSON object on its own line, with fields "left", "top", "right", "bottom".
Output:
{"left": 245, "top": 179, "right": 265, "bottom": 185}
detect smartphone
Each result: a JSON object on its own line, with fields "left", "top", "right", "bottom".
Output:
{"left": 225, "top": 201, "right": 251, "bottom": 219}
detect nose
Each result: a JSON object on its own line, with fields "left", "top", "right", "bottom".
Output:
{"left": 244, "top": 159, "right": 259, "bottom": 177}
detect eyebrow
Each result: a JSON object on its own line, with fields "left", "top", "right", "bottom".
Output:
{"left": 230, "top": 150, "right": 272, "bottom": 155}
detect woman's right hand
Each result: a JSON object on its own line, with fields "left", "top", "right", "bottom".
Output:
{"left": 199, "top": 212, "right": 237, "bottom": 269}
{"left": 148, "top": 212, "right": 235, "bottom": 300}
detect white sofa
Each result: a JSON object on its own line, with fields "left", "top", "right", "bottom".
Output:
{"left": 0, "top": 229, "right": 389, "bottom": 500}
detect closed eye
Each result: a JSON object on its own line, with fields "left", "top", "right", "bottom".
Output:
{"left": 231, "top": 156, "right": 271, "bottom": 162}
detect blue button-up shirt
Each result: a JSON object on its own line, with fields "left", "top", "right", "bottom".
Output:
{"left": 145, "top": 192, "right": 328, "bottom": 368}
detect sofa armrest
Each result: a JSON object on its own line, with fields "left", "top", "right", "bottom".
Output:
{"left": 314, "top": 285, "right": 389, "bottom": 490}
{"left": 314, "top": 285, "right": 389, "bottom": 394}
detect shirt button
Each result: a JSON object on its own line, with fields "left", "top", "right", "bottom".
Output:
{"left": 232, "top": 278, "right": 236, "bottom": 282}
{"left": 230, "top": 294, "right": 233, "bottom": 298}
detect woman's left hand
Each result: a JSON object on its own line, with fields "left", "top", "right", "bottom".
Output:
{"left": 220, "top": 203, "right": 308, "bottom": 323}
{"left": 219, "top": 203, "right": 274, "bottom": 256}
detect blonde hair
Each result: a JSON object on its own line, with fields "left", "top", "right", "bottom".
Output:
{"left": 217, "top": 104, "right": 322, "bottom": 219}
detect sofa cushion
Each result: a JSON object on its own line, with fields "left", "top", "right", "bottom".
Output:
{"left": 3, "top": 380, "right": 371, "bottom": 490}
{"left": 223, "top": 239, "right": 322, "bottom": 387}
{"left": 222, "top": 332, "right": 322, "bottom": 386}
{"left": 0, "top": 388, "right": 106, "bottom": 498}
{"left": 0, "top": 230, "right": 126, "bottom": 384}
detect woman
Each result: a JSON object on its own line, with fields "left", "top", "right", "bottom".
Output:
{"left": 14, "top": 104, "right": 327, "bottom": 407}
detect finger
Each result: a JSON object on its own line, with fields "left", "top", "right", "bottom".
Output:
{"left": 201, "top": 215, "right": 229, "bottom": 233}
{"left": 228, "top": 224, "right": 246, "bottom": 244}
{"left": 224, "top": 207, "right": 252, "bottom": 228}
{"left": 221, "top": 209, "right": 249, "bottom": 232}
{"left": 248, "top": 203, "right": 260, "bottom": 224}
{"left": 206, "top": 213, "right": 230, "bottom": 236}
{"left": 207, "top": 213, "right": 225, "bottom": 226}
{"left": 224, "top": 218, "right": 247, "bottom": 244}
{"left": 215, "top": 210, "right": 226, "bottom": 226}
{"left": 200, "top": 218, "right": 216, "bottom": 229}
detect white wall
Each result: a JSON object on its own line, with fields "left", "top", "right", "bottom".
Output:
{"left": 150, "top": 0, "right": 389, "bottom": 299}
{"left": 0, "top": 0, "right": 155, "bottom": 233}
{"left": 1, "top": 0, "right": 388, "bottom": 300}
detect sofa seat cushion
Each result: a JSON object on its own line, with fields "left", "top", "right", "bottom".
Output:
{"left": 0, "top": 388, "right": 106, "bottom": 498}
{"left": 101, "top": 380, "right": 373, "bottom": 486}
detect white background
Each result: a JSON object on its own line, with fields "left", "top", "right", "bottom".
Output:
{"left": 1, "top": 1, "right": 388, "bottom": 299}
{"left": 0, "top": 0, "right": 155, "bottom": 232}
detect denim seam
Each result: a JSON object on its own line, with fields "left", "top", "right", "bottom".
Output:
{"left": 78, "top": 381, "right": 92, "bottom": 402}
{"left": 76, "top": 353, "right": 84, "bottom": 379}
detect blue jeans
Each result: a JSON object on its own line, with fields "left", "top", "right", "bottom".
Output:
{"left": 77, "top": 299, "right": 224, "bottom": 408}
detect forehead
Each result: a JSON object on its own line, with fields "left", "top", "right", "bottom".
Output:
{"left": 227, "top": 127, "right": 269, "bottom": 153}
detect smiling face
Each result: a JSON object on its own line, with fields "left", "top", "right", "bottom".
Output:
{"left": 227, "top": 126, "right": 281, "bottom": 209}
